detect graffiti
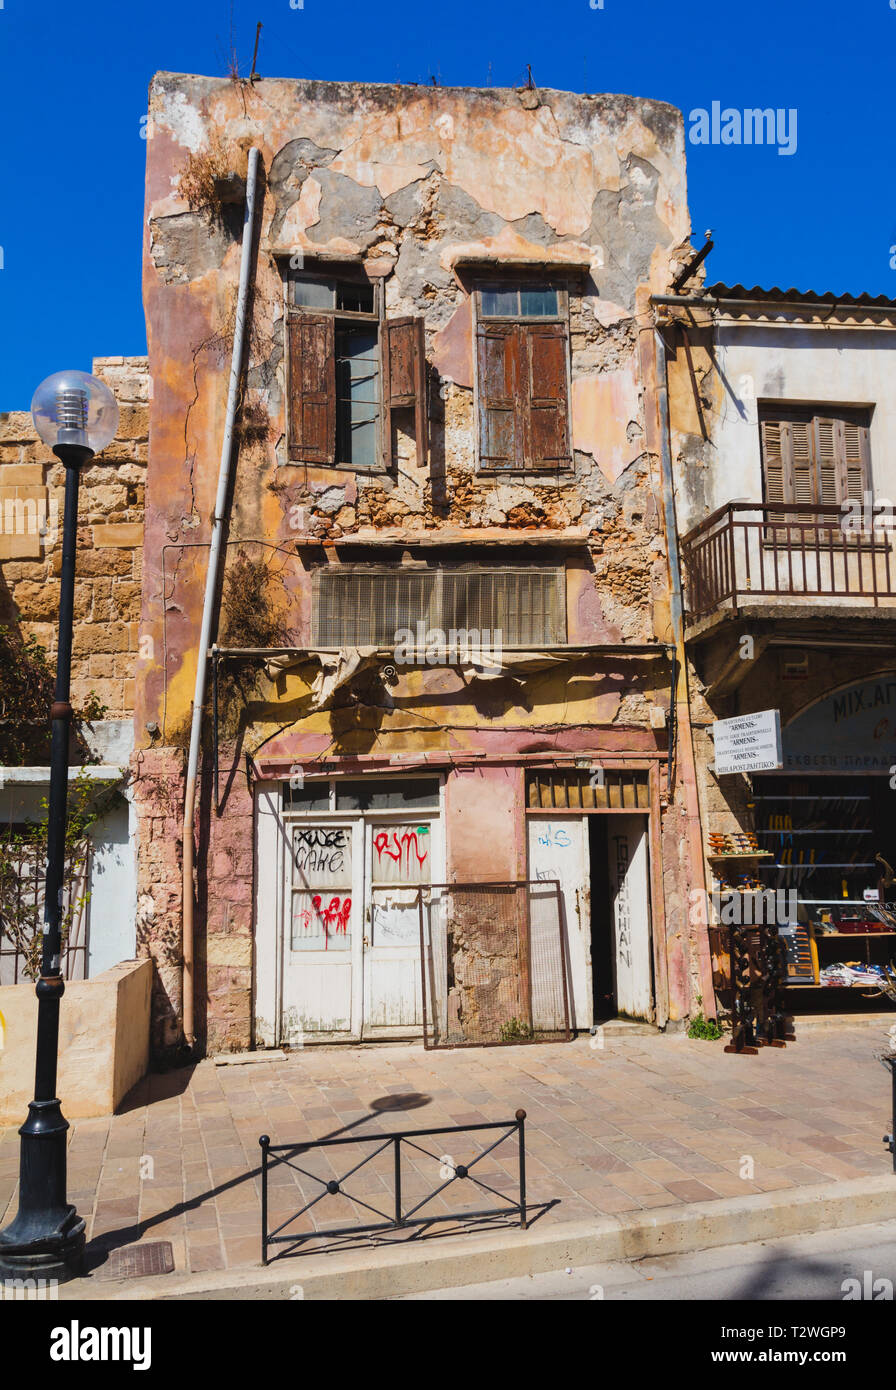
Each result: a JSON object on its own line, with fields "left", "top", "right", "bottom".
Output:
{"left": 612, "top": 835, "right": 632, "bottom": 970}
{"left": 536, "top": 827, "right": 571, "bottom": 849}
{"left": 373, "top": 829, "right": 428, "bottom": 874}
{"left": 294, "top": 827, "right": 347, "bottom": 877}
{"left": 295, "top": 894, "right": 351, "bottom": 949}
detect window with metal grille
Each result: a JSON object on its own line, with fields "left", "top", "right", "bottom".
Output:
{"left": 311, "top": 566, "right": 566, "bottom": 648}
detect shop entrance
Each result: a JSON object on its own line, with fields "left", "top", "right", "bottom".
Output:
{"left": 752, "top": 770, "right": 896, "bottom": 1009}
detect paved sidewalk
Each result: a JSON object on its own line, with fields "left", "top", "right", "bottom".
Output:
{"left": 0, "top": 1025, "right": 893, "bottom": 1280}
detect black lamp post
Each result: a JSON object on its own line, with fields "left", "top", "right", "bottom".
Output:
{"left": 0, "top": 370, "right": 118, "bottom": 1283}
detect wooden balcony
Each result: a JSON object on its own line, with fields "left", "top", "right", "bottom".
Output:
{"left": 681, "top": 502, "right": 896, "bottom": 624}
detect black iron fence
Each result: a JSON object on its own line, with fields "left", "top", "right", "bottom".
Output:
{"left": 259, "top": 1112, "right": 528, "bottom": 1263}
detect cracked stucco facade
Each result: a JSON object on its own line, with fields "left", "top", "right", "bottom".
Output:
{"left": 136, "top": 73, "right": 704, "bottom": 1054}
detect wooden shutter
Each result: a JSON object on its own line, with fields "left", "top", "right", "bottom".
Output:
{"left": 522, "top": 323, "right": 570, "bottom": 469}
{"left": 383, "top": 316, "right": 427, "bottom": 466}
{"left": 790, "top": 418, "right": 814, "bottom": 503}
{"left": 814, "top": 417, "right": 840, "bottom": 505}
{"left": 761, "top": 419, "right": 787, "bottom": 502}
{"left": 840, "top": 419, "right": 869, "bottom": 504}
{"left": 287, "top": 314, "right": 336, "bottom": 464}
{"left": 762, "top": 411, "right": 869, "bottom": 507}
{"left": 477, "top": 322, "right": 522, "bottom": 469}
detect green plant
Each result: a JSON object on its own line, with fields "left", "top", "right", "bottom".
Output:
{"left": 499, "top": 1016, "right": 533, "bottom": 1042}
{"left": 687, "top": 1002, "right": 723, "bottom": 1041}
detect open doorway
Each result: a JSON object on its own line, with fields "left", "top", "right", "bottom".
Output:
{"left": 588, "top": 817, "right": 615, "bottom": 1021}
{"left": 589, "top": 813, "right": 654, "bottom": 1023}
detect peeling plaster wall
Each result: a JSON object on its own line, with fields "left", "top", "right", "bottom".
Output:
{"left": 137, "top": 73, "right": 699, "bottom": 1051}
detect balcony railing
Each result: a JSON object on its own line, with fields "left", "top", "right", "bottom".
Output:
{"left": 681, "top": 502, "right": 896, "bottom": 621}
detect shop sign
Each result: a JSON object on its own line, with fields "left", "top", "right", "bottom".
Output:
{"left": 713, "top": 709, "right": 783, "bottom": 775}
{"left": 782, "top": 676, "right": 896, "bottom": 772}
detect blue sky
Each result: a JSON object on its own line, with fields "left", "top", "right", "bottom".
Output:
{"left": 1, "top": 0, "right": 893, "bottom": 407}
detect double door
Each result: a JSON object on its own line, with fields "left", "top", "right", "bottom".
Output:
{"left": 281, "top": 814, "right": 438, "bottom": 1041}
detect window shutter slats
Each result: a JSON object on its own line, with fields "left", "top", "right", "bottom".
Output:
{"left": 761, "top": 408, "right": 871, "bottom": 508}
{"left": 840, "top": 420, "right": 868, "bottom": 504}
{"left": 288, "top": 315, "right": 336, "bottom": 464}
{"left": 523, "top": 323, "right": 570, "bottom": 470}
{"left": 814, "top": 418, "right": 838, "bottom": 505}
{"left": 477, "top": 323, "right": 521, "bottom": 469}
{"left": 761, "top": 420, "right": 787, "bottom": 503}
{"left": 790, "top": 419, "right": 815, "bottom": 503}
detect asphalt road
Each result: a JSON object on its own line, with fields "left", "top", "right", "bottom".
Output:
{"left": 396, "top": 1218, "right": 896, "bottom": 1300}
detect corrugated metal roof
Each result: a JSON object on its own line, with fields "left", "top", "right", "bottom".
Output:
{"left": 706, "top": 282, "right": 896, "bottom": 309}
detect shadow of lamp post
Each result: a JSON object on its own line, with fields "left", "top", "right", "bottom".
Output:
{"left": 0, "top": 371, "right": 119, "bottom": 1283}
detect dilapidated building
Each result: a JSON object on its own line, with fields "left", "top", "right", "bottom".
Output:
{"left": 130, "top": 72, "right": 714, "bottom": 1056}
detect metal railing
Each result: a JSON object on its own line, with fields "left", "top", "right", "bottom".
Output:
{"left": 259, "top": 1112, "right": 528, "bottom": 1262}
{"left": 681, "top": 502, "right": 896, "bottom": 620}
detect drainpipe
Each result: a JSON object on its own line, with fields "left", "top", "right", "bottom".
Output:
{"left": 181, "top": 147, "right": 260, "bottom": 1048}
{"left": 653, "top": 321, "right": 717, "bottom": 1021}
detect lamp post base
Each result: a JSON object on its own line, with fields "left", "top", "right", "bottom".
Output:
{"left": 0, "top": 1098, "right": 86, "bottom": 1285}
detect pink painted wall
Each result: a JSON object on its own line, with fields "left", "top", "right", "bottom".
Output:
{"left": 445, "top": 765, "right": 526, "bottom": 882}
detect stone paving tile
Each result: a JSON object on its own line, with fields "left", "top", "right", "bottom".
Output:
{"left": 1, "top": 1029, "right": 886, "bottom": 1276}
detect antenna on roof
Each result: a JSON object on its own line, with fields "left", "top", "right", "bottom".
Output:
{"left": 250, "top": 22, "right": 262, "bottom": 82}
{"left": 526, "top": 63, "right": 536, "bottom": 90}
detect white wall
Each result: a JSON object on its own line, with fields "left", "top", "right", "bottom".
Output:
{"left": 675, "top": 323, "right": 896, "bottom": 533}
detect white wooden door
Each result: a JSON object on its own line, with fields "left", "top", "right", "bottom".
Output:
{"left": 527, "top": 816, "right": 591, "bottom": 1031}
{"left": 282, "top": 821, "right": 362, "bottom": 1041}
{"left": 607, "top": 815, "right": 653, "bottom": 1021}
{"left": 362, "top": 818, "right": 434, "bottom": 1035}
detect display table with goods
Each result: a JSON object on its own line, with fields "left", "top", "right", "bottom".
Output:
{"left": 751, "top": 776, "right": 896, "bottom": 1003}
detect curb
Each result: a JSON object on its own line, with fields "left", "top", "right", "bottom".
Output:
{"left": 64, "top": 1172, "right": 896, "bottom": 1302}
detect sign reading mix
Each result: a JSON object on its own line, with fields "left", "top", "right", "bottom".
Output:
{"left": 712, "top": 709, "right": 782, "bottom": 776}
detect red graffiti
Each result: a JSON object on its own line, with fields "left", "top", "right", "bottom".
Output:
{"left": 312, "top": 894, "right": 351, "bottom": 949}
{"left": 296, "top": 896, "right": 351, "bottom": 948}
{"left": 373, "top": 829, "right": 428, "bottom": 875}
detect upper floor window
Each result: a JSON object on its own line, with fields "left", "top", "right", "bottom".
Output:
{"left": 475, "top": 283, "right": 571, "bottom": 473}
{"left": 286, "top": 267, "right": 426, "bottom": 470}
{"left": 760, "top": 405, "right": 871, "bottom": 507}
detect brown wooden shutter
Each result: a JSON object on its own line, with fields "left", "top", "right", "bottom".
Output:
{"left": 522, "top": 323, "right": 570, "bottom": 469}
{"left": 287, "top": 314, "right": 336, "bottom": 464}
{"left": 840, "top": 419, "right": 869, "bottom": 504}
{"left": 761, "top": 419, "right": 787, "bottom": 502}
{"left": 383, "top": 316, "right": 427, "bottom": 466}
{"left": 477, "top": 322, "right": 522, "bottom": 469}
{"left": 789, "top": 418, "right": 815, "bottom": 503}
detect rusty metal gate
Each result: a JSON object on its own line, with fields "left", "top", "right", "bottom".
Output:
{"left": 417, "top": 880, "right": 570, "bottom": 1048}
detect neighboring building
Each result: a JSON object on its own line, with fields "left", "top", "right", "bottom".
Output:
{"left": 135, "top": 73, "right": 713, "bottom": 1056}
{"left": 0, "top": 357, "right": 148, "bottom": 981}
{"left": 663, "top": 283, "right": 896, "bottom": 1016}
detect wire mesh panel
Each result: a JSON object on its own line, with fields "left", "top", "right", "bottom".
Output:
{"left": 0, "top": 837, "right": 89, "bottom": 984}
{"left": 418, "top": 880, "right": 570, "bottom": 1048}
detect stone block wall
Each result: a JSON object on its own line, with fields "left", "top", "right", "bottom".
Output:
{"left": 0, "top": 356, "right": 148, "bottom": 721}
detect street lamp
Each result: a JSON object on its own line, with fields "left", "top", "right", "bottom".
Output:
{"left": 0, "top": 371, "right": 118, "bottom": 1284}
